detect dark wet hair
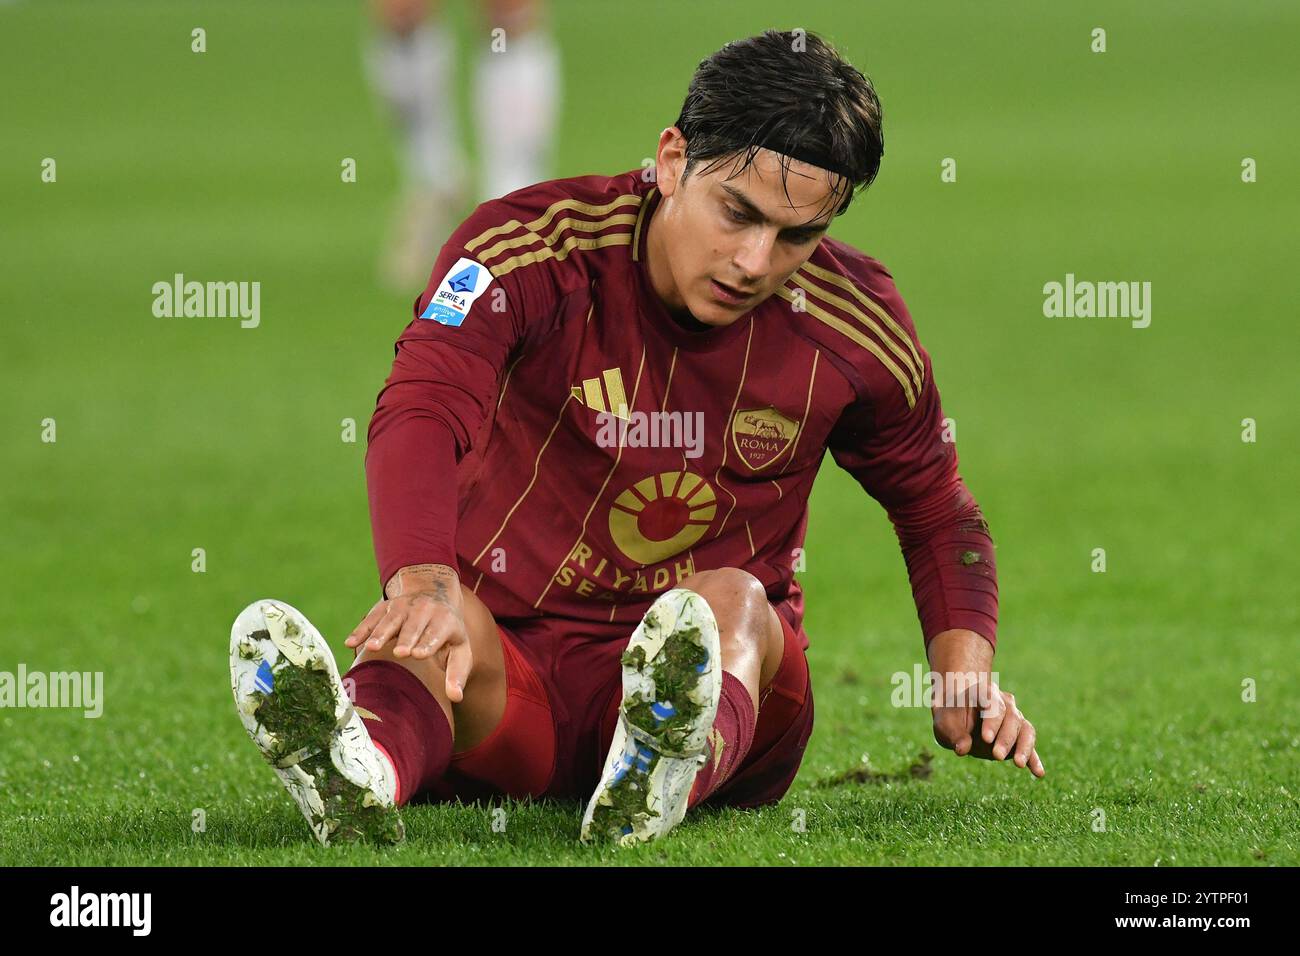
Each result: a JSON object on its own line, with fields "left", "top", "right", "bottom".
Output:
{"left": 673, "top": 29, "right": 884, "bottom": 221}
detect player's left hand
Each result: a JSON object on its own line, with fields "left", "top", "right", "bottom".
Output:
{"left": 931, "top": 680, "right": 1045, "bottom": 777}
{"left": 926, "top": 628, "right": 1045, "bottom": 778}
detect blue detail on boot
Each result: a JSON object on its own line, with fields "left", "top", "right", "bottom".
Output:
{"left": 254, "top": 660, "right": 274, "bottom": 694}
{"left": 610, "top": 743, "right": 656, "bottom": 785}
{"left": 634, "top": 745, "right": 654, "bottom": 771}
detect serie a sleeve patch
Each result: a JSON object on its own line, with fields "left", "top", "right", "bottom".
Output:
{"left": 419, "top": 256, "right": 495, "bottom": 327}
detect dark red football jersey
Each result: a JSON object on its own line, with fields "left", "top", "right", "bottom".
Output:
{"left": 367, "top": 169, "right": 998, "bottom": 647}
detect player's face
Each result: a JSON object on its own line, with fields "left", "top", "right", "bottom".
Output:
{"left": 653, "top": 141, "right": 843, "bottom": 327}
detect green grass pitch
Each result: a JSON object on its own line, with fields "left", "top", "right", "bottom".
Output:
{"left": 1, "top": 0, "right": 1297, "bottom": 866}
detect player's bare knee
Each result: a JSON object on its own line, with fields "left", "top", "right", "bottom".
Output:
{"left": 679, "top": 569, "right": 783, "bottom": 684}
{"left": 679, "top": 566, "right": 766, "bottom": 609}
{"left": 679, "top": 570, "right": 761, "bottom": 655}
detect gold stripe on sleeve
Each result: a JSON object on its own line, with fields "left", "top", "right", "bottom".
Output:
{"left": 465, "top": 194, "right": 643, "bottom": 254}
{"left": 789, "top": 272, "right": 922, "bottom": 395}
{"left": 490, "top": 233, "right": 632, "bottom": 278}
{"left": 799, "top": 261, "right": 924, "bottom": 378}
{"left": 475, "top": 213, "right": 639, "bottom": 265}
{"left": 776, "top": 286, "right": 917, "bottom": 409}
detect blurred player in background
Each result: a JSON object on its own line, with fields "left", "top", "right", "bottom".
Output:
{"left": 366, "top": 0, "right": 561, "bottom": 289}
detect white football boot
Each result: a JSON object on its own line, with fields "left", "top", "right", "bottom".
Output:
{"left": 581, "top": 589, "right": 722, "bottom": 846}
{"left": 229, "top": 599, "right": 404, "bottom": 846}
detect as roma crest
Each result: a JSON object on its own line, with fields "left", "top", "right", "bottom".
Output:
{"left": 731, "top": 406, "right": 799, "bottom": 471}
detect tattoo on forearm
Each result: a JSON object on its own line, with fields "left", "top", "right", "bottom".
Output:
{"left": 385, "top": 563, "right": 457, "bottom": 599}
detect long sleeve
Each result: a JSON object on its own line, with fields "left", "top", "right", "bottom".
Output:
{"left": 828, "top": 337, "right": 999, "bottom": 650}
{"left": 366, "top": 342, "right": 498, "bottom": 586}
{"left": 364, "top": 198, "right": 560, "bottom": 590}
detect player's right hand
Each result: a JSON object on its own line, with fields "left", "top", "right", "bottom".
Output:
{"left": 345, "top": 564, "right": 472, "bottom": 703}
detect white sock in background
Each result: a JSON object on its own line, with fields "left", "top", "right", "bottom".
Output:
{"left": 366, "top": 20, "right": 467, "bottom": 196}
{"left": 474, "top": 27, "right": 561, "bottom": 200}
{"left": 366, "top": 20, "right": 469, "bottom": 290}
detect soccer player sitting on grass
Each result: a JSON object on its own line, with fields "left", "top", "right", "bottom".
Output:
{"left": 229, "top": 29, "right": 1043, "bottom": 848}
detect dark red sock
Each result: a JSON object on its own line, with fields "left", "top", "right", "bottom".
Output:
{"left": 688, "top": 671, "right": 756, "bottom": 808}
{"left": 347, "top": 659, "right": 452, "bottom": 806}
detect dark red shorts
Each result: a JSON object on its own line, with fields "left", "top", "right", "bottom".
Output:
{"left": 419, "top": 600, "right": 814, "bottom": 807}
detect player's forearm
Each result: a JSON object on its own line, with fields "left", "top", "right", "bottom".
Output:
{"left": 365, "top": 411, "right": 461, "bottom": 589}
{"left": 927, "top": 628, "right": 994, "bottom": 673}
{"left": 890, "top": 480, "right": 999, "bottom": 649}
